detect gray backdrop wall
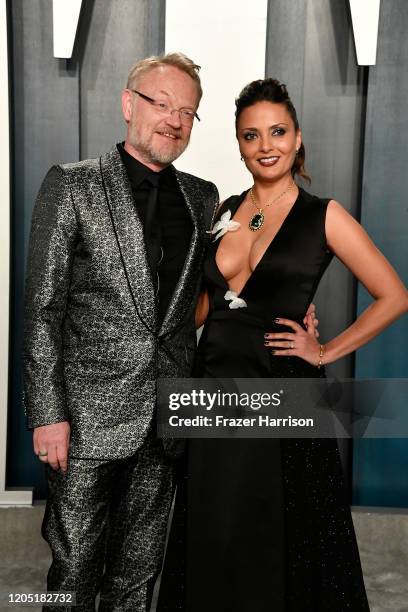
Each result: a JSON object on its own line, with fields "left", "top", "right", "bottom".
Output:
{"left": 7, "top": 0, "right": 407, "bottom": 504}
{"left": 353, "top": 0, "right": 408, "bottom": 508}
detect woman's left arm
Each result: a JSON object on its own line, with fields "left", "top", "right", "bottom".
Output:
{"left": 265, "top": 200, "right": 408, "bottom": 365}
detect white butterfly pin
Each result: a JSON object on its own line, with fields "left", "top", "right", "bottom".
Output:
{"left": 224, "top": 290, "right": 247, "bottom": 309}
{"left": 208, "top": 210, "right": 240, "bottom": 241}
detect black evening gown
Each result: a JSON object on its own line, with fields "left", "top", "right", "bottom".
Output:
{"left": 157, "top": 188, "right": 370, "bottom": 611}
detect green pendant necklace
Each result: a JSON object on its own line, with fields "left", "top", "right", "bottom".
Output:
{"left": 248, "top": 181, "right": 297, "bottom": 231}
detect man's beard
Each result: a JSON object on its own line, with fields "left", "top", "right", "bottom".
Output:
{"left": 129, "top": 129, "right": 189, "bottom": 165}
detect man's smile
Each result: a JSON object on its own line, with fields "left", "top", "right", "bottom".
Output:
{"left": 156, "top": 130, "right": 180, "bottom": 140}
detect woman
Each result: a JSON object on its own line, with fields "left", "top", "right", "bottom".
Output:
{"left": 157, "top": 79, "right": 408, "bottom": 611}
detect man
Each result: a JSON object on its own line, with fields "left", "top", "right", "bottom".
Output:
{"left": 24, "top": 52, "right": 218, "bottom": 611}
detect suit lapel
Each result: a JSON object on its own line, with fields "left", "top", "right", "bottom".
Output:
{"left": 100, "top": 147, "right": 157, "bottom": 333}
{"left": 159, "top": 170, "right": 206, "bottom": 337}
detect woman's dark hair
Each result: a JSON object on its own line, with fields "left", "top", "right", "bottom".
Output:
{"left": 235, "top": 78, "right": 310, "bottom": 183}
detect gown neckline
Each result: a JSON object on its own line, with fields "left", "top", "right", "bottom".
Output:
{"left": 214, "top": 187, "right": 302, "bottom": 297}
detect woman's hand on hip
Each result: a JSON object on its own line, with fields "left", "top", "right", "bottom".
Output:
{"left": 264, "top": 317, "right": 321, "bottom": 367}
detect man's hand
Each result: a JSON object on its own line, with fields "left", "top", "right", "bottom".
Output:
{"left": 33, "top": 421, "right": 71, "bottom": 472}
{"left": 303, "top": 302, "right": 319, "bottom": 338}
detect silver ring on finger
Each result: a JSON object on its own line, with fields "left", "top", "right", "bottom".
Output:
{"left": 290, "top": 341, "right": 294, "bottom": 349}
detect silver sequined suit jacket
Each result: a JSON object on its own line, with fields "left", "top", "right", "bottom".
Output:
{"left": 24, "top": 146, "right": 218, "bottom": 459}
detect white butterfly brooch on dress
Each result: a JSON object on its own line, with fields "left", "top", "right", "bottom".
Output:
{"left": 224, "top": 290, "right": 247, "bottom": 309}
{"left": 207, "top": 210, "right": 240, "bottom": 241}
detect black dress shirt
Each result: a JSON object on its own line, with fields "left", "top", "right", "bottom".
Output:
{"left": 117, "top": 143, "right": 193, "bottom": 325}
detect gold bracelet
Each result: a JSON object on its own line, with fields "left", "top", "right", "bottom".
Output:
{"left": 317, "top": 344, "right": 325, "bottom": 369}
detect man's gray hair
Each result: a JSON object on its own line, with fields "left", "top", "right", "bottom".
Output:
{"left": 126, "top": 52, "right": 202, "bottom": 101}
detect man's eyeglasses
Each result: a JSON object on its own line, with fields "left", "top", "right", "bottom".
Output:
{"left": 130, "top": 89, "right": 200, "bottom": 127}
